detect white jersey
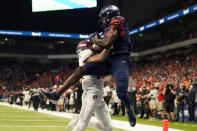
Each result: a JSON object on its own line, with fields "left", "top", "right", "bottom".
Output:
{"left": 103, "top": 86, "right": 111, "bottom": 97}
{"left": 23, "top": 91, "right": 30, "bottom": 102}
{"left": 112, "top": 89, "right": 121, "bottom": 103}
{"left": 32, "top": 88, "right": 40, "bottom": 97}
{"left": 78, "top": 48, "right": 103, "bottom": 90}
{"left": 149, "top": 89, "right": 158, "bottom": 104}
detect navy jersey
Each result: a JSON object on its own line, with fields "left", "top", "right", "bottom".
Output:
{"left": 105, "top": 16, "right": 132, "bottom": 55}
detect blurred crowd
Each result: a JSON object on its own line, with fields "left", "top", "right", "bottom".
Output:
{"left": 130, "top": 52, "right": 197, "bottom": 122}
{"left": 0, "top": 38, "right": 77, "bottom": 54}
{"left": 132, "top": 30, "right": 197, "bottom": 52}
{"left": 132, "top": 0, "right": 196, "bottom": 29}
{"left": 0, "top": 51, "right": 197, "bottom": 123}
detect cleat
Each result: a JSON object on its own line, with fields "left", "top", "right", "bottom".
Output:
{"left": 66, "top": 114, "right": 79, "bottom": 131}
{"left": 39, "top": 89, "right": 59, "bottom": 101}
{"left": 127, "top": 105, "right": 136, "bottom": 127}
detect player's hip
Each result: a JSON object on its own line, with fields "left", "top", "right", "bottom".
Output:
{"left": 82, "top": 79, "right": 104, "bottom": 88}
{"left": 82, "top": 89, "right": 104, "bottom": 100}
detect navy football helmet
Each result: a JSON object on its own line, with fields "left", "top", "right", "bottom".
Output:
{"left": 98, "top": 5, "right": 120, "bottom": 28}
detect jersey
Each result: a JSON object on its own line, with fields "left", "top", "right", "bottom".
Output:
{"left": 23, "top": 91, "right": 30, "bottom": 102}
{"left": 77, "top": 48, "right": 103, "bottom": 90}
{"left": 105, "top": 16, "right": 132, "bottom": 56}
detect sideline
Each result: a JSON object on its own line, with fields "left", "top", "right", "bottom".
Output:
{"left": 0, "top": 102, "right": 182, "bottom": 131}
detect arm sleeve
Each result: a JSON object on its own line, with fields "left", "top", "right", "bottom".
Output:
{"left": 109, "top": 16, "right": 124, "bottom": 29}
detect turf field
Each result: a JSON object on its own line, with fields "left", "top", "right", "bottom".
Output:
{"left": 111, "top": 115, "right": 197, "bottom": 131}
{"left": 0, "top": 105, "right": 125, "bottom": 131}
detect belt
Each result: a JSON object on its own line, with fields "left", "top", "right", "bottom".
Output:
{"left": 82, "top": 75, "right": 102, "bottom": 79}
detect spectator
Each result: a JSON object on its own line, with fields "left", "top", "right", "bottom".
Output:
{"left": 32, "top": 86, "right": 40, "bottom": 111}
{"left": 103, "top": 81, "right": 112, "bottom": 106}
{"left": 176, "top": 85, "right": 187, "bottom": 122}
{"left": 73, "top": 81, "right": 83, "bottom": 114}
{"left": 163, "top": 84, "right": 177, "bottom": 122}
{"left": 139, "top": 87, "right": 150, "bottom": 119}
{"left": 128, "top": 85, "right": 138, "bottom": 114}
{"left": 149, "top": 86, "right": 158, "bottom": 121}
{"left": 111, "top": 86, "right": 121, "bottom": 116}
{"left": 187, "top": 83, "right": 197, "bottom": 122}
{"left": 57, "top": 86, "right": 65, "bottom": 112}
{"left": 157, "top": 86, "right": 165, "bottom": 120}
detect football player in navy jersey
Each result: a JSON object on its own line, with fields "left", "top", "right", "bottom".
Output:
{"left": 40, "top": 5, "right": 136, "bottom": 127}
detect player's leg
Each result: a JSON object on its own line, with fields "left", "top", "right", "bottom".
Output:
{"left": 91, "top": 99, "right": 112, "bottom": 131}
{"left": 72, "top": 90, "right": 102, "bottom": 131}
{"left": 110, "top": 56, "right": 136, "bottom": 127}
{"left": 110, "top": 56, "right": 131, "bottom": 110}
{"left": 66, "top": 91, "right": 87, "bottom": 131}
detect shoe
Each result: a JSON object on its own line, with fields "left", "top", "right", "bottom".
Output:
{"left": 39, "top": 89, "right": 59, "bottom": 100}
{"left": 127, "top": 105, "right": 136, "bottom": 127}
{"left": 66, "top": 114, "right": 79, "bottom": 131}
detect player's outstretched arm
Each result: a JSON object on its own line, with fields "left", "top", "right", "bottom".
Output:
{"left": 86, "top": 48, "right": 110, "bottom": 63}
{"left": 93, "top": 28, "right": 118, "bottom": 48}
{"left": 56, "top": 66, "right": 86, "bottom": 97}
{"left": 56, "top": 44, "right": 109, "bottom": 97}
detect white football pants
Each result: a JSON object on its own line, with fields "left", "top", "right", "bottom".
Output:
{"left": 72, "top": 89, "right": 112, "bottom": 131}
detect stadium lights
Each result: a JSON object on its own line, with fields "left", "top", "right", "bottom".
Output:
{"left": 0, "top": 4, "right": 196, "bottom": 38}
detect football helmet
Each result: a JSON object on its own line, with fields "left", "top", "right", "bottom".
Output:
{"left": 98, "top": 5, "right": 120, "bottom": 28}
{"left": 76, "top": 40, "right": 91, "bottom": 54}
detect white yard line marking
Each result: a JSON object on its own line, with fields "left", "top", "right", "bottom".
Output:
{"left": 0, "top": 116, "right": 51, "bottom": 117}
{"left": 0, "top": 119, "right": 65, "bottom": 122}
{"left": 0, "top": 126, "right": 66, "bottom": 127}
{"left": 0, "top": 111, "right": 24, "bottom": 113}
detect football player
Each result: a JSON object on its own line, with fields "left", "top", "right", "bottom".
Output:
{"left": 66, "top": 39, "right": 112, "bottom": 131}
{"left": 40, "top": 5, "right": 136, "bottom": 127}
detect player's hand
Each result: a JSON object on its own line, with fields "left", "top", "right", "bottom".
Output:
{"left": 89, "top": 32, "right": 98, "bottom": 43}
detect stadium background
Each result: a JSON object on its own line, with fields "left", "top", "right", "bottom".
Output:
{"left": 0, "top": 0, "right": 197, "bottom": 131}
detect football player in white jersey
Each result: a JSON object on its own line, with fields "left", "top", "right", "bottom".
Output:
{"left": 66, "top": 39, "right": 113, "bottom": 131}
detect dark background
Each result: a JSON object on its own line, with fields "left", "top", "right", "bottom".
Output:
{"left": 0, "top": 0, "right": 103, "bottom": 33}
{"left": 0, "top": 0, "right": 190, "bottom": 34}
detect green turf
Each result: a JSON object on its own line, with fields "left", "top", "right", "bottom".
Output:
{"left": 0, "top": 105, "right": 125, "bottom": 131}
{"left": 111, "top": 115, "right": 197, "bottom": 131}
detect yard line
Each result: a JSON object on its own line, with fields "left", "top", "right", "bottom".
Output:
{"left": 0, "top": 116, "right": 51, "bottom": 117}
{"left": 0, "top": 111, "right": 24, "bottom": 113}
{"left": 0, "top": 119, "right": 65, "bottom": 122}
{"left": 0, "top": 125, "right": 66, "bottom": 127}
